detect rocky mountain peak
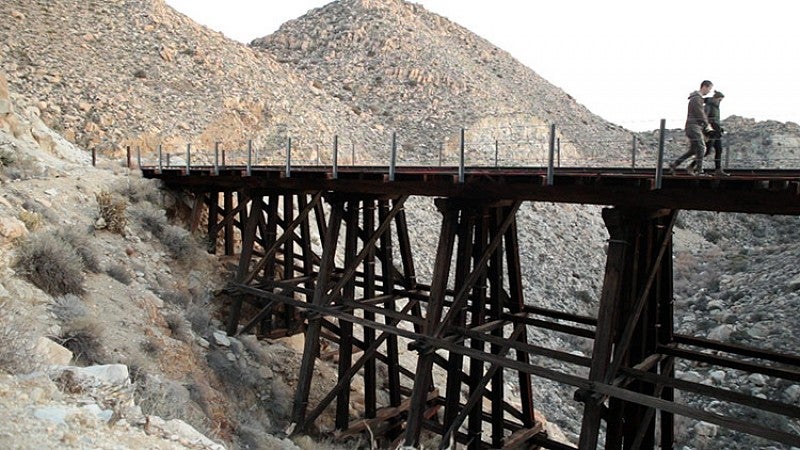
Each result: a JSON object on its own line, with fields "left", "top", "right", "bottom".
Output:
{"left": 252, "top": 0, "right": 634, "bottom": 163}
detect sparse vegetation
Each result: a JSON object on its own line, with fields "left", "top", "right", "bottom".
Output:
{"left": 106, "top": 262, "right": 133, "bottom": 285}
{"left": 140, "top": 337, "right": 162, "bottom": 356}
{"left": 50, "top": 294, "right": 88, "bottom": 322}
{"left": 0, "top": 299, "right": 40, "bottom": 374}
{"left": 58, "top": 317, "right": 105, "bottom": 366}
{"left": 55, "top": 226, "right": 102, "bottom": 273}
{"left": 159, "top": 288, "right": 191, "bottom": 307}
{"left": 129, "top": 202, "right": 168, "bottom": 236}
{"left": 160, "top": 225, "right": 199, "bottom": 262}
{"left": 18, "top": 210, "right": 42, "bottom": 231}
{"left": 115, "top": 177, "right": 161, "bottom": 204}
{"left": 186, "top": 301, "right": 212, "bottom": 335}
{"left": 129, "top": 202, "right": 200, "bottom": 261}
{"left": 164, "top": 312, "right": 193, "bottom": 343}
{"left": 15, "top": 231, "right": 85, "bottom": 296}
{"left": 96, "top": 190, "right": 128, "bottom": 234}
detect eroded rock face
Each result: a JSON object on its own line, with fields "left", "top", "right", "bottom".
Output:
{"left": 252, "top": 0, "right": 632, "bottom": 164}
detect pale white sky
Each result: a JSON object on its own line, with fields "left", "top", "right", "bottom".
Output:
{"left": 165, "top": 0, "right": 800, "bottom": 132}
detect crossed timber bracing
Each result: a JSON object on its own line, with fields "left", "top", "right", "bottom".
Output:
{"left": 168, "top": 181, "right": 800, "bottom": 450}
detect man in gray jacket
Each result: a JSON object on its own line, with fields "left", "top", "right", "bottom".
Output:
{"left": 669, "top": 80, "right": 714, "bottom": 175}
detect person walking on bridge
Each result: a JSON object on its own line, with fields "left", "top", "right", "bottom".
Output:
{"left": 669, "top": 80, "right": 714, "bottom": 175}
{"left": 704, "top": 90, "right": 728, "bottom": 176}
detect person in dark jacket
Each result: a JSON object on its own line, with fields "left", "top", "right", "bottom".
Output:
{"left": 669, "top": 80, "right": 714, "bottom": 175}
{"left": 704, "top": 91, "right": 728, "bottom": 176}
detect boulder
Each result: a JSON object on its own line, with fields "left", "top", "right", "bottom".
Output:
{"left": 34, "top": 336, "right": 73, "bottom": 366}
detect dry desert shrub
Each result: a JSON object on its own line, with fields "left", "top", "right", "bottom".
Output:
{"left": 49, "top": 294, "right": 88, "bottom": 322}
{"left": 55, "top": 226, "right": 102, "bottom": 273}
{"left": 106, "top": 262, "right": 133, "bottom": 285}
{"left": 58, "top": 317, "right": 105, "bottom": 366}
{"left": 0, "top": 299, "right": 40, "bottom": 374}
{"left": 15, "top": 231, "right": 85, "bottom": 296}
{"left": 18, "top": 209, "right": 42, "bottom": 231}
{"left": 159, "top": 225, "right": 199, "bottom": 262}
{"left": 129, "top": 202, "right": 167, "bottom": 236}
{"left": 164, "top": 311, "right": 193, "bottom": 343}
{"left": 114, "top": 177, "right": 162, "bottom": 205}
{"left": 96, "top": 190, "right": 128, "bottom": 234}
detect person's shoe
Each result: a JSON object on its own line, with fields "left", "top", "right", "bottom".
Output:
{"left": 668, "top": 163, "right": 677, "bottom": 175}
{"left": 715, "top": 168, "right": 730, "bottom": 177}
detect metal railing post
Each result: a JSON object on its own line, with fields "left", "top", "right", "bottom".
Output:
{"left": 158, "top": 144, "right": 163, "bottom": 173}
{"left": 458, "top": 128, "right": 465, "bottom": 183}
{"left": 333, "top": 135, "right": 339, "bottom": 179}
{"left": 126, "top": 146, "right": 131, "bottom": 169}
{"left": 546, "top": 124, "right": 556, "bottom": 186}
{"left": 246, "top": 139, "right": 252, "bottom": 176}
{"left": 389, "top": 132, "right": 397, "bottom": 181}
{"left": 631, "top": 134, "right": 637, "bottom": 169}
{"left": 557, "top": 137, "right": 561, "bottom": 168}
{"left": 656, "top": 119, "right": 666, "bottom": 189}
{"left": 214, "top": 142, "right": 220, "bottom": 176}
{"left": 285, "top": 137, "right": 292, "bottom": 178}
{"left": 185, "top": 143, "right": 191, "bottom": 174}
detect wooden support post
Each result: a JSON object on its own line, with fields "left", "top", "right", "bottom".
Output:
{"left": 207, "top": 192, "right": 219, "bottom": 254}
{"left": 379, "top": 200, "right": 402, "bottom": 409}
{"left": 404, "top": 204, "right": 459, "bottom": 446}
{"left": 292, "top": 200, "right": 344, "bottom": 428}
{"left": 224, "top": 191, "right": 235, "bottom": 256}
{"left": 443, "top": 207, "right": 475, "bottom": 433}
{"left": 227, "top": 195, "right": 261, "bottom": 336}
{"left": 283, "top": 194, "right": 296, "bottom": 328}
{"left": 335, "top": 200, "right": 359, "bottom": 430}
{"left": 363, "top": 200, "right": 378, "bottom": 419}
{"left": 504, "top": 215, "right": 535, "bottom": 427}
{"left": 578, "top": 208, "right": 632, "bottom": 450}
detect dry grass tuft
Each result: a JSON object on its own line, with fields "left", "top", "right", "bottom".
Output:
{"left": 15, "top": 232, "right": 85, "bottom": 296}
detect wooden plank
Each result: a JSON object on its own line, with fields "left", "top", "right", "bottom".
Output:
{"left": 336, "top": 389, "right": 440, "bottom": 439}
{"left": 502, "top": 422, "right": 545, "bottom": 449}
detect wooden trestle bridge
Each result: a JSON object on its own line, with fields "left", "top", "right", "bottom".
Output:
{"left": 141, "top": 162, "right": 800, "bottom": 450}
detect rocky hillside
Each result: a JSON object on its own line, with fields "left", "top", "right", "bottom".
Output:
{"left": 0, "top": 0, "right": 389, "bottom": 163}
{"left": 1, "top": 0, "right": 800, "bottom": 448}
{"left": 252, "top": 0, "right": 634, "bottom": 165}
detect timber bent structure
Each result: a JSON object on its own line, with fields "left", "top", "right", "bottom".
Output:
{"left": 141, "top": 160, "right": 800, "bottom": 450}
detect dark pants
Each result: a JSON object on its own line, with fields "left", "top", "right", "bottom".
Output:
{"left": 672, "top": 124, "right": 706, "bottom": 172}
{"left": 705, "top": 131, "right": 723, "bottom": 170}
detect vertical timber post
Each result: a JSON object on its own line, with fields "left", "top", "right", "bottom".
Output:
{"left": 404, "top": 201, "right": 459, "bottom": 446}
{"left": 578, "top": 207, "right": 632, "bottom": 450}
{"left": 656, "top": 119, "right": 666, "bottom": 188}
{"left": 390, "top": 132, "right": 397, "bottom": 181}
{"left": 547, "top": 124, "right": 556, "bottom": 185}
{"left": 292, "top": 199, "right": 345, "bottom": 428}
{"left": 332, "top": 135, "right": 339, "bottom": 179}
{"left": 185, "top": 143, "right": 191, "bottom": 174}
{"left": 458, "top": 128, "right": 465, "bottom": 183}
{"left": 214, "top": 142, "right": 220, "bottom": 176}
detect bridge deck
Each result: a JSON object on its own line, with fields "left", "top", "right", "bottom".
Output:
{"left": 142, "top": 165, "right": 800, "bottom": 215}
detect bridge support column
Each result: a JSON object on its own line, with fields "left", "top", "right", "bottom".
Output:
{"left": 404, "top": 199, "right": 542, "bottom": 449}
{"left": 578, "top": 207, "right": 676, "bottom": 450}
{"left": 289, "top": 194, "right": 420, "bottom": 440}
{"left": 223, "top": 191, "right": 326, "bottom": 337}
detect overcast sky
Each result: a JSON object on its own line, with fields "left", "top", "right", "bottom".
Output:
{"left": 165, "top": 0, "right": 800, "bottom": 132}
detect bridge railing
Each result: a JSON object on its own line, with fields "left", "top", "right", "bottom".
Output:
{"left": 127, "top": 120, "right": 800, "bottom": 174}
